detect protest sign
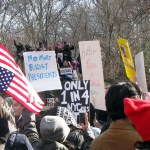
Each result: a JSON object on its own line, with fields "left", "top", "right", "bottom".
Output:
{"left": 117, "top": 37, "right": 136, "bottom": 82}
{"left": 135, "top": 51, "right": 147, "bottom": 93}
{"left": 57, "top": 106, "right": 77, "bottom": 127}
{"left": 79, "top": 40, "right": 106, "bottom": 110}
{"left": 60, "top": 67, "right": 72, "bottom": 75}
{"left": 59, "top": 80, "right": 90, "bottom": 122}
{"left": 57, "top": 53, "right": 63, "bottom": 62}
{"left": 46, "top": 97, "right": 60, "bottom": 108}
{"left": 23, "top": 51, "right": 62, "bottom": 92}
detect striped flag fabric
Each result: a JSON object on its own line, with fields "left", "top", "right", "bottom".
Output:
{"left": 0, "top": 44, "right": 44, "bottom": 113}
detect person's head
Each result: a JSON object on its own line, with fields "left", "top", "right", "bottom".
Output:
{"left": 124, "top": 98, "right": 150, "bottom": 143}
{"left": 18, "top": 41, "right": 22, "bottom": 46}
{"left": 5, "top": 97, "right": 13, "bottom": 107}
{"left": 39, "top": 42, "right": 43, "bottom": 47}
{"left": 64, "top": 41, "right": 67, "bottom": 45}
{"left": 40, "top": 116, "right": 70, "bottom": 142}
{"left": 13, "top": 100, "right": 24, "bottom": 117}
{"left": 63, "top": 60, "right": 69, "bottom": 67}
{"left": 105, "top": 82, "right": 142, "bottom": 121}
{"left": 57, "top": 43, "right": 62, "bottom": 50}
{"left": 124, "top": 98, "right": 150, "bottom": 149}
{"left": 67, "top": 130, "right": 84, "bottom": 149}
{"left": 25, "top": 44, "right": 32, "bottom": 52}
{"left": 47, "top": 45, "right": 53, "bottom": 51}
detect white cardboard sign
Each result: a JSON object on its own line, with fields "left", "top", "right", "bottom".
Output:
{"left": 135, "top": 51, "right": 147, "bottom": 93}
{"left": 79, "top": 40, "right": 106, "bottom": 110}
{"left": 23, "top": 51, "right": 62, "bottom": 92}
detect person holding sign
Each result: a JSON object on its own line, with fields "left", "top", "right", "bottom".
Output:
{"left": 20, "top": 109, "right": 72, "bottom": 150}
{"left": 58, "top": 60, "right": 73, "bottom": 81}
{"left": 67, "top": 112, "right": 95, "bottom": 150}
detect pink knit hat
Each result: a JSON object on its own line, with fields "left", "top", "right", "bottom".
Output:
{"left": 57, "top": 43, "right": 62, "bottom": 49}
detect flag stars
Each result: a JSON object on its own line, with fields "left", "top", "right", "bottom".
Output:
{"left": 0, "top": 66, "right": 14, "bottom": 92}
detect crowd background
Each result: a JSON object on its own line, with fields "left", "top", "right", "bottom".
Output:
{"left": 1, "top": 78, "right": 150, "bottom": 149}
{"left": 1, "top": 0, "right": 150, "bottom": 91}
{"left": 1, "top": 39, "right": 150, "bottom": 149}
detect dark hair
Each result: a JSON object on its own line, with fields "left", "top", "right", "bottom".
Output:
{"left": 135, "top": 141, "right": 150, "bottom": 149}
{"left": 25, "top": 44, "right": 32, "bottom": 52}
{"left": 66, "top": 130, "right": 84, "bottom": 149}
{"left": 89, "top": 103, "right": 95, "bottom": 126}
{"left": 105, "top": 82, "right": 142, "bottom": 121}
{"left": 63, "top": 140, "right": 77, "bottom": 150}
{"left": 39, "top": 42, "right": 43, "bottom": 47}
{"left": 0, "top": 118, "right": 9, "bottom": 137}
{"left": 64, "top": 41, "right": 67, "bottom": 45}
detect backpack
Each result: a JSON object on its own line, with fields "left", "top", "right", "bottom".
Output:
{"left": 5, "top": 131, "right": 34, "bottom": 150}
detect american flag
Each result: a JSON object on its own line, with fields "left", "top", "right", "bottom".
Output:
{"left": 0, "top": 44, "right": 44, "bottom": 113}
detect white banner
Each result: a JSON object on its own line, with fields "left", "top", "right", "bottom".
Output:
{"left": 23, "top": 51, "right": 62, "bottom": 92}
{"left": 135, "top": 51, "right": 147, "bottom": 93}
{"left": 79, "top": 40, "right": 106, "bottom": 110}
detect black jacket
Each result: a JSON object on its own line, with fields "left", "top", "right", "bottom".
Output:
{"left": 14, "top": 40, "right": 24, "bottom": 55}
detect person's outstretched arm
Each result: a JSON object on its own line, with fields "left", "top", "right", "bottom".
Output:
{"left": 21, "top": 108, "right": 39, "bottom": 149}
{"left": 14, "top": 40, "right": 18, "bottom": 47}
{"left": 81, "top": 113, "right": 95, "bottom": 150}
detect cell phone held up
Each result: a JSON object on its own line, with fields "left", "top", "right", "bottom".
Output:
{"left": 79, "top": 113, "right": 86, "bottom": 125}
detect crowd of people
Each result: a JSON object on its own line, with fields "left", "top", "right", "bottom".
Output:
{"left": 13, "top": 39, "right": 81, "bottom": 81}
{"left": 1, "top": 81, "right": 150, "bottom": 149}
{"left": 0, "top": 40, "right": 150, "bottom": 149}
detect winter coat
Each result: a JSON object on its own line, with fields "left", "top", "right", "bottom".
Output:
{"left": 21, "top": 109, "right": 68, "bottom": 150}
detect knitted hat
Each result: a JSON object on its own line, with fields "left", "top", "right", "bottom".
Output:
{"left": 124, "top": 98, "right": 150, "bottom": 141}
{"left": 40, "top": 116, "right": 70, "bottom": 142}
{"left": 57, "top": 43, "right": 62, "bottom": 49}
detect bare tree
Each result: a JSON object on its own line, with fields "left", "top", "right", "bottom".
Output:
{"left": 1, "top": 0, "right": 150, "bottom": 83}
